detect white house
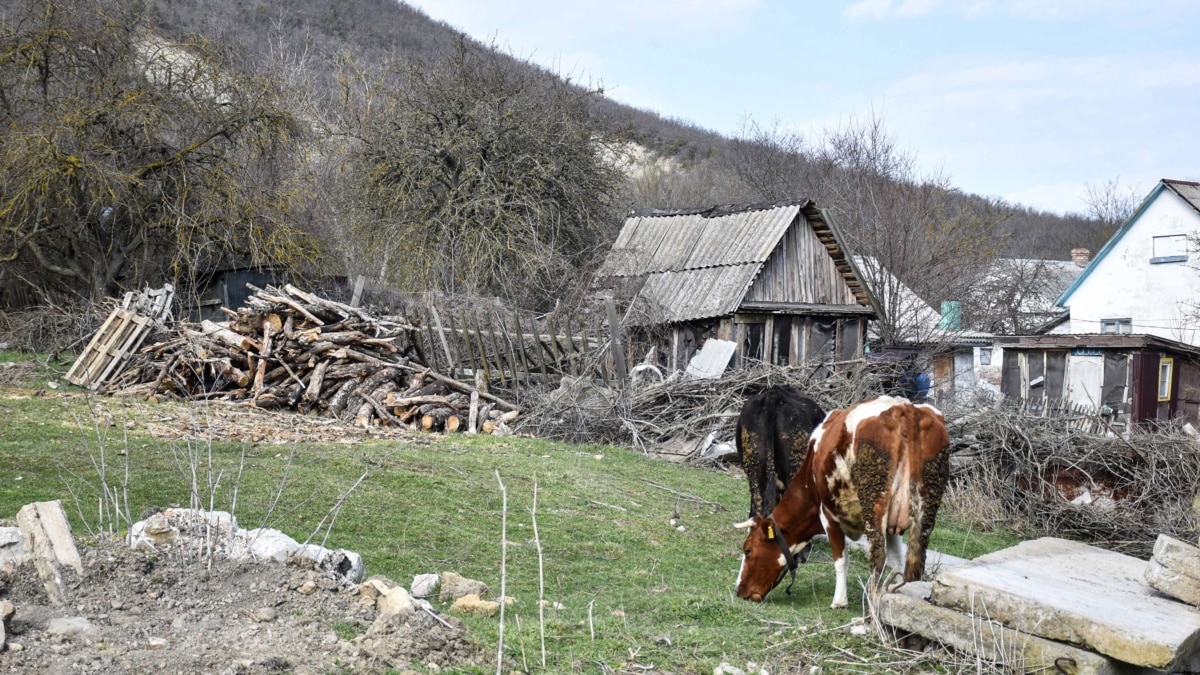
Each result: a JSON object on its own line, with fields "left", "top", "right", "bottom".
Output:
{"left": 1056, "top": 179, "right": 1200, "bottom": 346}
{"left": 1000, "top": 179, "right": 1200, "bottom": 427}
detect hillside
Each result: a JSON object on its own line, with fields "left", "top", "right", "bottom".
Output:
{"left": 139, "top": 0, "right": 1109, "bottom": 259}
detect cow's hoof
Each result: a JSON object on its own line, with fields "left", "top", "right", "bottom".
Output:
{"left": 830, "top": 601, "right": 848, "bottom": 610}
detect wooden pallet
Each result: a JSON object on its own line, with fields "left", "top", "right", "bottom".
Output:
{"left": 65, "top": 284, "right": 174, "bottom": 390}
{"left": 65, "top": 307, "right": 155, "bottom": 390}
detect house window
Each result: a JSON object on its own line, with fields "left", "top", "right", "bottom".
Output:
{"left": 979, "top": 347, "right": 992, "bottom": 366}
{"left": 1151, "top": 235, "right": 1188, "bottom": 264}
{"left": 1100, "top": 318, "right": 1132, "bottom": 334}
{"left": 1159, "top": 357, "right": 1174, "bottom": 401}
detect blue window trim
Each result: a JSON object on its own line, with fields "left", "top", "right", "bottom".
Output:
{"left": 1150, "top": 255, "right": 1188, "bottom": 264}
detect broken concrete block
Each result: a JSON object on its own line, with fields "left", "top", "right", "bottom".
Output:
{"left": 0, "top": 527, "right": 29, "bottom": 570}
{"left": 17, "top": 501, "right": 83, "bottom": 606}
{"left": 930, "top": 537, "right": 1200, "bottom": 671}
{"left": 1151, "top": 534, "right": 1200, "bottom": 583}
{"left": 878, "top": 582, "right": 1130, "bottom": 675}
{"left": 1146, "top": 559, "right": 1200, "bottom": 606}
{"left": 449, "top": 593, "right": 498, "bottom": 617}
{"left": 439, "top": 571, "right": 489, "bottom": 601}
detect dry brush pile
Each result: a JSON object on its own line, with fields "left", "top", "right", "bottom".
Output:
{"left": 514, "top": 360, "right": 894, "bottom": 453}
{"left": 949, "top": 405, "right": 1200, "bottom": 557}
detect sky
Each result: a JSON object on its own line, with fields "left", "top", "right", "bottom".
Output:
{"left": 403, "top": 0, "right": 1199, "bottom": 216}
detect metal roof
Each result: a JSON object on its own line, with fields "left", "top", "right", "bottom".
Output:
{"left": 598, "top": 199, "right": 875, "bottom": 323}
{"left": 601, "top": 203, "right": 801, "bottom": 277}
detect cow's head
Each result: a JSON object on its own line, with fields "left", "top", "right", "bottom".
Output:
{"left": 733, "top": 515, "right": 812, "bottom": 602}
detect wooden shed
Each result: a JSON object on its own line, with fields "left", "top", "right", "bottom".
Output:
{"left": 995, "top": 333, "right": 1200, "bottom": 429}
{"left": 597, "top": 199, "right": 879, "bottom": 372}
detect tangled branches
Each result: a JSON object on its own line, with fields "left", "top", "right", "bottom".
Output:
{"left": 950, "top": 404, "right": 1200, "bottom": 557}
{"left": 513, "top": 360, "right": 891, "bottom": 450}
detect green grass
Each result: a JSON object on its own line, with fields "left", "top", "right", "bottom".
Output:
{"left": 0, "top": 356, "right": 1020, "bottom": 673}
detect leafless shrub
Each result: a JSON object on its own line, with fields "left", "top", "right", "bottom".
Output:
{"left": 950, "top": 402, "right": 1200, "bottom": 556}
{"left": 0, "top": 298, "right": 109, "bottom": 355}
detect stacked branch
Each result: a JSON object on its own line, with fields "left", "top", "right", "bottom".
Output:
{"left": 948, "top": 403, "right": 1200, "bottom": 557}
{"left": 513, "top": 360, "right": 887, "bottom": 451}
{"left": 110, "top": 284, "right": 518, "bottom": 432}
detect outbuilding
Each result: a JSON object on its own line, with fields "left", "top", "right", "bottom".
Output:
{"left": 597, "top": 199, "right": 879, "bottom": 373}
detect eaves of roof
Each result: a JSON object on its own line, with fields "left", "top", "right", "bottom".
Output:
{"left": 1055, "top": 180, "right": 1169, "bottom": 307}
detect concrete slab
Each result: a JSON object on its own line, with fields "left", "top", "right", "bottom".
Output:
{"left": 930, "top": 537, "right": 1200, "bottom": 671}
{"left": 877, "top": 582, "right": 1143, "bottom": 675}
{"left": 1146, "top": 559, "right": 1200, "bottom": 606}
{"left": 1152, "top": 535, "right": 1200, "bottom": 583}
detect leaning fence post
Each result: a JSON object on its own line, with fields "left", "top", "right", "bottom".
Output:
{"left": 605, "top": 296, "right": 628, "bottom": 385}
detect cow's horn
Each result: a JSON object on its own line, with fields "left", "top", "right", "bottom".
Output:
{"left": 733, "top": 518, "right": 755, "bottom": 529}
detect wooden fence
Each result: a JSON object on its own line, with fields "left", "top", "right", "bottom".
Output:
{"left": 411, "top": 302, "right": 622, "bottom": 389}
{"left": 1004, "top": 396, "right": 1113, "bottom": 434}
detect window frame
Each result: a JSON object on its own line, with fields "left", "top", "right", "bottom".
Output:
{"left": 1100, "top": 318, "right": 1132, "bottom": 335}
{"left": 1159, "top": 357, "right": 1174, "bottom": 402}
{"left": 1151, "top": 234, "right": 1188, "bottom": 264}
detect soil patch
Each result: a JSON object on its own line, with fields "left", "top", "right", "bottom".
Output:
{"left": 1, "top": 537, "right": 487, "bottom": 674}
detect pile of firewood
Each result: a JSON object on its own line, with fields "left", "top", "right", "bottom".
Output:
{"left": 109, "top": 284, "right": 518, "bottom": 432}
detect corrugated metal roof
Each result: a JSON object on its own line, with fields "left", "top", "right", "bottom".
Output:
{"left": 599, "top": 199, "right": 874, "bottom": 323}
{"left": 600, "top": 204, "right": 800, "bottom": 278}
{"left": 1165, "top": 179, "right": 1200, "bottom": 214}
{"left": 638, "top": 265, "right": 763, "bottom": 322}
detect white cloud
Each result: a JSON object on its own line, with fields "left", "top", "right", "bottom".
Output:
{"left": 843, "top": 0, "right": 1193, "bottom": 21}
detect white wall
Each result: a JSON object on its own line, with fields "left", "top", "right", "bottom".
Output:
{"left": 1065, "top": 188, "right": 1200, "bottom": 346}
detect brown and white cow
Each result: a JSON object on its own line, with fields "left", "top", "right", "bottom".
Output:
{"left": 736, "top": 385, "right": 825, "bottom": 518}
{"left": 734, "top": 395, "right": 950, "bottom": 608}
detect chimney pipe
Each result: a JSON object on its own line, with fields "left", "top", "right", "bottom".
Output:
{"left": 1071, "top": 248, "right": 1091, "bottom": 268}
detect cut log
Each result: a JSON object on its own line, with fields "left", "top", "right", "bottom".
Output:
{"left": 421, "top": 407, "right": 454, "bottom": 432}
{"left": 200, "top": 319, "right": 262, "bottom": 353}
{"left": 445, "top": 414, "right": 462, "bottom": 433}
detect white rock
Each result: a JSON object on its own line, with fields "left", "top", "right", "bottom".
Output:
{"left": 411, "top": 573, "right": 440, "bottom": 598}
{"left": 291, "top": 545, "right": 366, "bottom": 583}
{"left": 714, "top": 663, "right": 746, "bottom": 675}
{"left": 46, "top": 617, "right": 97, "bottom": 641}
{"left": 238, "top": 528, "right": 299, "bottom": 563}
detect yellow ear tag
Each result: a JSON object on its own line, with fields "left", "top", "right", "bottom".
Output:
{"left": 766, "top": 525, "right": 775, "bottom": 540}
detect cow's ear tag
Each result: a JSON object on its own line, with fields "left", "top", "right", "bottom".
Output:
{"left": 766, "top": 525, "right": 775, "bottom": 540}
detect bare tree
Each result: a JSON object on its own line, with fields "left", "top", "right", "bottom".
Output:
{"left": 0, "top": 0, "right": 318, "bottom": 302}
{"left": 963, "top": 258, "right": 1078, "bottom": 334}
{"left": 341, "top": 39, "right": 623, "bottom": 311}
{"left": 811, "top": 115, "right": 1005, "bottom": 346}
{"left": 1083, "top": 177, "right": 1142, "bottom": 230}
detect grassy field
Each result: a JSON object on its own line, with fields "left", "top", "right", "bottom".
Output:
{"left": 0, "top": 352, "right": 1018, "bottom": 673}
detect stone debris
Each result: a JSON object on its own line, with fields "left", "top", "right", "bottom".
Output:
{"left": 0, "top": 509, "right": 487, "bottom": 672}
{"left": 45, "top": 617, "right": 98, "bottom": 641}
{"left": 438, "top": 571, "right": 489, "bottom": 601}
{"left": 16, "top": 500, "right": 83, "bottom": 605}
{"left": 449, "top": 593, "right": 498, "bottom": 618}
{"left": 411, "top": 573, "right": 440, "bottom": 598}
{"left": 1146, "top": 534, "right": 1200, "bottom": 606}
{"left": 0, "top": 599, "right": 13, "bottom": 651}
{"left": 881, "top": 536, "right": 1200, "bottom": 673}
{"left": 0, "top": 527, "right": 29, "bottom": 570}
{"left": 128, "top": 508, "right": 365, "bottom": 584}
